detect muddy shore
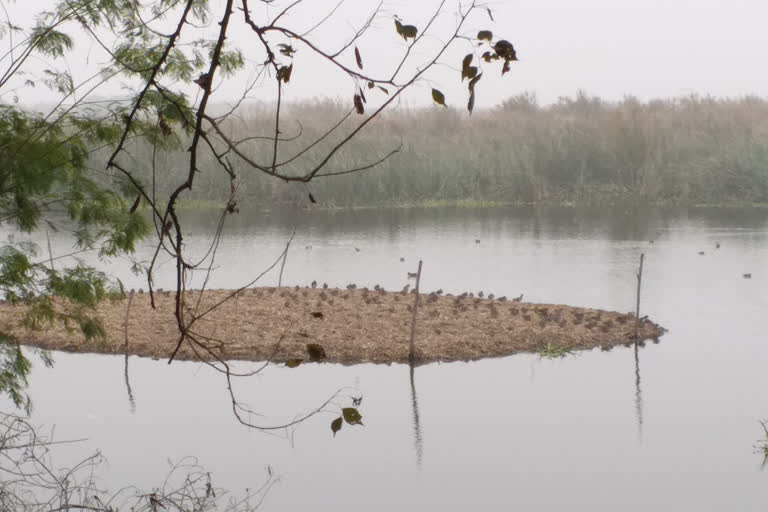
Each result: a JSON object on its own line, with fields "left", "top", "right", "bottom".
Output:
{"left": 0, "top": 286, "right": 664, "bottom": 365}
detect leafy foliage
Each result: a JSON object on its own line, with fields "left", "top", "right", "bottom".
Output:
{"left": 330, "top": 403, "right": 364, "bottom": 437}
{"left": 537, "top": 342, "right": 572, "bottom": 359}
{"left": 0, "top": 0, "right": 517, "bottom": 426}
{"left": 0, "top": 0, "right": 164, "bottom": 407}
{"left": 0, "top": 336, "right": 36, "bottom": 412}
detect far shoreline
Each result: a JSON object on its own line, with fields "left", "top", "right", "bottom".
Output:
{"left": 150, "top": 198, "right": 768, "bottom": 215}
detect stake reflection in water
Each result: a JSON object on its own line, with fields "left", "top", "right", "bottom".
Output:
{"left": 409, "top": 363, "right": 423, "bottom": 468}
{"left": 634, "top": 342, "right": 643, "bottom": 442}
{"left": 124, "top": 353, "right": 136, "bottom": 413}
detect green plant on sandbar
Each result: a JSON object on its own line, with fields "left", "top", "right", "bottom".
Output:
{"left": 757, "top": 420, "right": 768, "bottom": 470}
{"left": 536, "top": 342, "right": 572, "bottom": 359}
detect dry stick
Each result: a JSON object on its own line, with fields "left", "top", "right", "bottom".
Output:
{"left": 634, "top": 253, "right": 645, "bottom": 340}
{"left": 277, "top": 231, "right": 295, "bottom": 287}
{"left": 46, "top": 230, "right": 54, "bottom": 272}
{"left": 408, "top": 260, "right": 423, "bottom": 364}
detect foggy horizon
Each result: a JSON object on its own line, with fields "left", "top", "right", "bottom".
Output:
{"left": 5, "top": 0, "right": 768, "bottom": 109}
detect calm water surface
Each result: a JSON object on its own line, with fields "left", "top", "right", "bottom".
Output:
{"left": 7, "top": 205, "right": 768, "bottom": 511}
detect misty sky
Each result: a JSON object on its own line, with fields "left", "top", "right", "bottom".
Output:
{"left": 4, "top": 0, "right": 768, "bottom": 109}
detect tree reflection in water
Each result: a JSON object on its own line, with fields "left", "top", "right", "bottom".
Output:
{"left": 409, "top": 363, "right": 423, "bottom": 468}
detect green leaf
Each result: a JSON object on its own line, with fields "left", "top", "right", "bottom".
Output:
{"left": 394, "top": 18, "right": 417, "bottom": 40}
{"left": 461, "top": 54, "right": 477, "bottom": 81}
{"left": 306, "top": 343, "right": 327, "bottom": 361}
{"left": 401, "top": 25, "right": 417, "bottom": 39}
{"left": 468, "top": 73, "right": 482, "bottom": 92}
{"left": 285, "top": 359, "right": 303, "bottom": 368}
{"left": 278, "top": 43, "right": 296, "bottom": 57}
{"left": 331, "top": 416, "right": 343, "bottom": 436}
{"left": 342, "top": 407, "right": 363, "bottom": 425}
{"left": 353, "top": 94, "right": 364, "bottom": 115}
{"left": 462, "top": 54, "right": 473, "bottom": 70}
{"left": 431, "top": 88, "right": 446, "bottom": 107}
{"left": 394, "top": 19, "right": 404, "bottom": 36}
{"left": 277, "top": 64, "right": 293, "bottom": 83}
{"left": 477, "top": 30, "right": 493, "bottom": 41}
{"left": 494, "top": 40, "right": 518, "bottom": 61}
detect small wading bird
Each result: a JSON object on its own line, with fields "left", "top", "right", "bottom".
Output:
{"left": 512, "top": 293, "right": 524, "bottom": 302}
{"left": 743, "top": 273, "right": 752, "bottom": 279}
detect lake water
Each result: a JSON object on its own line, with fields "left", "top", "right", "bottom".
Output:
{"left": 5, "top": 205, "right": 768, "bottom": 510}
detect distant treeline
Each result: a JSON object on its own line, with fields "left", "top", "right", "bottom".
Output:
{"left": 103, "top": 92, "right": 768, "bottom": 207}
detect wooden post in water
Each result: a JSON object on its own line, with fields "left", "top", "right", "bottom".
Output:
{"left": 408, "top": 260, "right": 423, "bottom": 364}
{"left": 634, "top": 253, "right": 644, "bottom": 340}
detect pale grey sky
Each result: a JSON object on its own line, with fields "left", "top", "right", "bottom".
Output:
{"left": 4, "top": 0, "right": 768, "bottom": 109}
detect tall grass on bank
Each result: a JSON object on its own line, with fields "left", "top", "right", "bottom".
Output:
{"left": 96, "top": 93, "right": 768, "bottom": 208}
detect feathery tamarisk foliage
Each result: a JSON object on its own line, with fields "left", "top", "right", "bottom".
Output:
{"left": 0, "top": 1, "right": 515, "bottom": 427}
